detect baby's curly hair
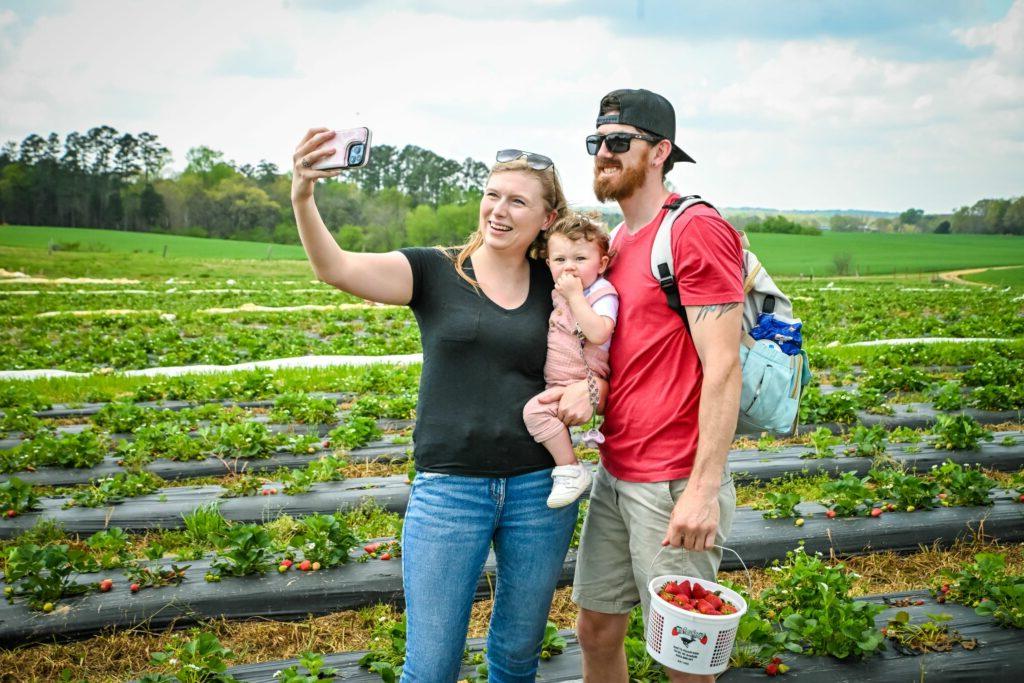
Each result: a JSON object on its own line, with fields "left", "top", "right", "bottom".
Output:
{"left": 541, "top": 211, "right": 611, "bottom": 259}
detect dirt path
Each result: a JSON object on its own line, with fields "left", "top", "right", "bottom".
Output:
{"left": 937, "top": 264, "right": 1024, "bottom": 287}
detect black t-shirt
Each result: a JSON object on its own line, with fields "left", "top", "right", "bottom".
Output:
{"left": 400, "top": 247, "right": 555, "bottom": 477}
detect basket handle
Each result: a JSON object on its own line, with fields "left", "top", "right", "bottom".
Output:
{"left": 647, "top": 544, "right": 753, "bottom": 593}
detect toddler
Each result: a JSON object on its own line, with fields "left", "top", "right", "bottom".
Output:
{"left": 524, "top": 212, "right": 618, "bottom": 508}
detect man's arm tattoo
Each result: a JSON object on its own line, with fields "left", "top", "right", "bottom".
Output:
{"left": 694, "top": 303, "right": 739, "bottom": 323}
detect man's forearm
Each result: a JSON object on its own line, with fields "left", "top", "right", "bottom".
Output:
{"left": 688, "top": 360, "right": 741, "bottom": 492}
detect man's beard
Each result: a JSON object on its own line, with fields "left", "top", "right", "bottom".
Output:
{"left": 593, "top": 158, "right": 648, "bottom": 203}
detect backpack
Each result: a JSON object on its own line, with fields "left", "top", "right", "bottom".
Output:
{"left": 609, "top": 195, "right": 812, "bottom": 435}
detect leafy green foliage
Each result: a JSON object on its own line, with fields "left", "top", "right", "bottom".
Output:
{"left": 125, "top": 563, "right": 189, "bottom": 589}
{"left": 803, "top": 427, "right": 840, "bottom": 459}
{"left": 3, "top": 542, "right": 93, "bottom": 610}
{"left": 868, "top": 468, "right": 940, "bottom": 510}
{"left": 931, "top": 414, "right": 993, "bottom": 451}
{"left": 270, "top": 392, "right": 339, "bottom": 425}
{"left": 210, "top": 524, "right": 277, "bottom": 577}
{"left": 289, "top": 513, "right": 358, "bottom": 568}
{"left": 818, "top": 472, "right": 876, "bottom": 516}
{"left": 142, "top": 631, "right": 239, "bottom": 683}
{"left": 758, "top": 492, "right": 802, "bottom": 519}
{"left": 937, "top": 552, "right": 1024, "bottom": 628}
{"left": 328, "top": 416, "right": 382, "bottom": 450}
{"left": 182, "top": 503, "right": 230, "bottom": 548}
{"left": 275, "top": 652, "right": 339, "bottom": 682}
{"left": 198, "top": 421, "right": 275, "bottom": 459}
{"left": 799, "top": 388, "right": 858, "bottom": 424}
{"left": 0, "top": 476, "right": 41, "bottom": 515}
{"left": 282, "top": 454, "right": 349, "bottom": 495}
{"left": 844, "top": 425, "right": 888, "bottom": 457}
{"left": 7, "top": 429, "right": 110, "bottom": 472}
{"left": 85, "top": 528, "right": 130, "bottom": 568}
{"left": 358, "top": 615, "right": 407, "bottom": 682}
{"left": 64, "top": 471, "right": 163, "bottom": 508}
{"left": 93, "top": 401, "right": 154, "bottom": 433}
{"left": 930, "top": 381, "right": 964, "bottom": 411}
{"left": 930, "top": 460, "right": 995, "bottom": 506}
{"left": 862, "top": 367, "right": 932, "bottom": 394}
{"left": 762, "top": 546, "right": 885, "bottom": 659}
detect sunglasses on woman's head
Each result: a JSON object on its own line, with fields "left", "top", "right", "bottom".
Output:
{"left": 496, "top": 149, "right": 554, "bottom": 170}
{"left": 586, "top": 132, "right": 660, "bottom": 155}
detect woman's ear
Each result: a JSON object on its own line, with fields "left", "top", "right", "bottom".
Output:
{"left": 543, "top": 210, "right": 558, "bottom": 230}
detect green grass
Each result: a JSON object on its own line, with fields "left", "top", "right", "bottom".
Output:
{"left": 0, "top": 225, "right": 307, "bottom": 260}
{"left": 745, "top": 232, "right": 1024, "bottom": 276}
{"left": 962, "top": 266, "right": 1024, "bottom": 287}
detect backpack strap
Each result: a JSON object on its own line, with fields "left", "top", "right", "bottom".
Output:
{"left": 651, "top": 195, "right": 720, "bottom": 329}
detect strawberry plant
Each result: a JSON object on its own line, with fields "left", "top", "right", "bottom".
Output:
{"left": 844, "top": 425, "right": 887, "bottom": 458}
{"left": 936, "top": 552, "right": 1024, "bottom": 628}
{"left": 93, "top": 401, "right": 155, "bottom": 433}
{"left": 818, "top": 472, "right": 875, "bottom": 516}
{"left": 862, "top": 366, "right": 932, "bottom": 393}
{"left": 930, "top": 460, "right": 995, "bottom": 506}
{"left": 220, "top": 473, "right": 263, "bottom": 498}
{"left": 888, "top": 426, "right": 921, "bottom": 445}
{"left": 85, "top": 528, "right": 130, "bottom": 568}
{"left": 210, "top": 524, "right": 277, "bottom": 577}
{"left": 3, "top": 542, "right": 92, "bottom": 610}
{"left": 358, "top": 615, "right": 406, "bottom": 683}
{"left": 64, "top": 471, "right": 163, "bottom": 508}
{"left": 802, "top": 427, "right": 840, "bottom": 459}
{"left": 289, "top": 513, "right": 358, "bottom": 568}
{"left": 141, "top": 631, "right": 239, "bottom": 683}
{"left": 348, "top": 392, "right": 417, "bottom": 420}
{"left": 282, "top": 454, "right": 349, "bottom": 495}
{"left": 762, "top": 546, "right": 885, "bottom": 659}
{"left": 280, "top": 432, "right": 323, "bottom": 455}
{"left": 968, "top": 384, "right": 1024, "bottom": 411}
{"left": 882, "top": 611, "right": 976, "bottom": 654}
{"left": 799, "top": 388, "right": 858, "bottom": 424}
{"left": 270, "top": 392, "right": 339, "bottom": 425}
{"left": 930, "top": 381, "right": 964, "bottom": 411}
{"left": 0, "top": 476, "right": 41, "bottom": 516}
{"left": 199, "top": 421, "right": 275, "bottom": 459}
{"left": 274, "top": 652, "right": 339, "bottom": 682}
{"left": 327, "top": 416, "right": 382, "bottom": 450}
{"left": 539, "top": 621, "right": 566, "bottom": 660}
{"left": 125, "top": 563, "right": 189, "bottom": 590}
{"left": 0, "top": 383, "right": 51, "bottom": 411}
{"left": 961, "top": 356, "right": 1021, "bottom": 387}
{"left": 758, "top": 492, "right": 802, "bottom": 520}
{"left": 11, "top": 429, "right": 110, "bottom": 470}
{"left": 182, "top": 503, "right": 231, "bottom": 548}
{"left": 931, "top": 414, "right": 992, "bottom": 451}
{"left": 868, "top": 469, "right": 939, "bottom": 511}
{"left": 756, "top": 433, "right": 782, "bottom": 453}
{"left": 0, "top": 406, "right": 47, "bottom": 437}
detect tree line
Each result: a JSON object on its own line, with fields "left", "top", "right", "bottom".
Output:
{"left": 0, "top": 126, "right": 490, "bottom": 250}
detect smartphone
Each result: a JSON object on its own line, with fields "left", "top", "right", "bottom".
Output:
{"left": 312, "top": 127, "right": 372, "bottom": 170}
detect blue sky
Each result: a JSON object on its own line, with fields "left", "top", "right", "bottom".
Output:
{"left": 0, "top": 0, "right": 1021, "bottom": 213}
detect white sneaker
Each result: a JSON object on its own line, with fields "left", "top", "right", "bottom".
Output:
{"left": 547, "top": 464, "right": 592, "bottom": 508}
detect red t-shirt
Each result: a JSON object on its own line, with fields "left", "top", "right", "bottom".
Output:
{"left": 600, "top": 195, "right": 744, "bottom": 482}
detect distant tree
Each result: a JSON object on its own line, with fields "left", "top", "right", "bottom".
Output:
{"left": 898, "top": 208, "right": 924, "bottom": 226}
{"left": 934, "top": 220, "right": 951, "bottom": 234}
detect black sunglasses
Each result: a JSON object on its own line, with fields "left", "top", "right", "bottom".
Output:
{"left": 496, "top": 149, "right": 554, "bottom": 170}
{"left": 586, "top": 132, "right": 660, "bottom": 155}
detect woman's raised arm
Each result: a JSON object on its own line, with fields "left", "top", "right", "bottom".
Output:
{"left": 291, "top": 128, "right": 413, "bottom": 306}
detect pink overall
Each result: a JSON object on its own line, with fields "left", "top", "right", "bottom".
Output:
{"left": 523, "top": 284, "right": 615, "bottom": 443}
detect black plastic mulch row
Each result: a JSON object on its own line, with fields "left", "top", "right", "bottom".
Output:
{"left": 208, "top": 592, "right": 1024, "bottom": 682}
{"left": 801, "top": 403, "right": 1022, "bottom": 435}
{"left": 3, "top": 499, "right": 1023, "bottom": 644}
{"left": 5, "top": 430, "right": 1021, "bottom": 489}
{"left": 0, "top": 438, "right": 412, "bottom": 487}
{"left": 17, "top": 392, "right": 353, "bottom": 420}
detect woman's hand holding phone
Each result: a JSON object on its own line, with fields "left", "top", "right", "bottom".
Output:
{"left": 291, "top": 128, "right": 342, "bottom": 203}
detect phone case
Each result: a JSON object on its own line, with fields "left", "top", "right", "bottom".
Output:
{"left": 312, "top": 127, "right": 372, "bottom": 170}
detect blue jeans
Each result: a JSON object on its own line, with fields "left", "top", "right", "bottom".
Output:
{"left": 400, "top": 467, "right": 578, "bottom": 683}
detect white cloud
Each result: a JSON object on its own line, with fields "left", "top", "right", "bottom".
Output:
{"left": 0, "top": 0, "right": 1020, "bottom": 213}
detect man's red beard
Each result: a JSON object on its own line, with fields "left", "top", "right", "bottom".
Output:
{"left": 593, "top": 158, "right": 648, "bottom": 203}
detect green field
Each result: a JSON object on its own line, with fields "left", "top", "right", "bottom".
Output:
{"left": 745, "top": 232, "right": 1024, "bottom": 276}
{"left": 2, "top": 224, "right": 1023, "bottom": 278}
{"left": 962, "top": 266, "right": 1024, "bottom": 287}
{"left": 0, "top": 225, "right": 307, "bottom": 260}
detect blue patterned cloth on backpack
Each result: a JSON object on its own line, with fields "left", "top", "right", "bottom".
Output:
{"left": 749, "top": 313, "right": 803, "bottom": 356}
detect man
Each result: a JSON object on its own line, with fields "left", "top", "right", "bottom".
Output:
{"left": 572, "top": 89, "right": 743, "bottom": 683}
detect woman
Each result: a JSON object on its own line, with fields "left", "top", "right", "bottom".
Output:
{"left": 291, "top": 129, "right": 598, "bottom": 682}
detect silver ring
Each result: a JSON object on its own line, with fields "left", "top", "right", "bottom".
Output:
{"left": 301, "top": 157, "right": 312, "bottom": 169}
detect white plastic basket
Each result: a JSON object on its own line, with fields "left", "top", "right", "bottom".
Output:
{"left": 644, "top": 545, "right": 750, "bottom": 675}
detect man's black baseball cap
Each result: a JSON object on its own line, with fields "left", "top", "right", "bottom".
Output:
{"left": 596, "top": 88, "right": 695, "bottom": 164}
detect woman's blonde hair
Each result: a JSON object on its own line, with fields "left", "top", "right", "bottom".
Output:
{"left": 540, "top": 211, "right": 610, "bottom": 260}
{"left": 444, "top": 157, "right": 568, "bottom": 287}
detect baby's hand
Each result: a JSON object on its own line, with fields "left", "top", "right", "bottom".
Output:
{"left": 554, "top": 272, "right": 584, "bottom": 300}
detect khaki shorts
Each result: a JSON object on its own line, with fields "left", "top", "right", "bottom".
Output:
{"left": 571, "top": 463, "right": 736, "bottom": 624}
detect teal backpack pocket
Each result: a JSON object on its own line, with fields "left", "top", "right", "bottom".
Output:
{"left": 738, "top": 339, "right": 806, "bottom": 435}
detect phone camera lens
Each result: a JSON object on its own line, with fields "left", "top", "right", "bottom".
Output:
{"left": 348, "top": 144, "right": 364, "bottom": 165}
